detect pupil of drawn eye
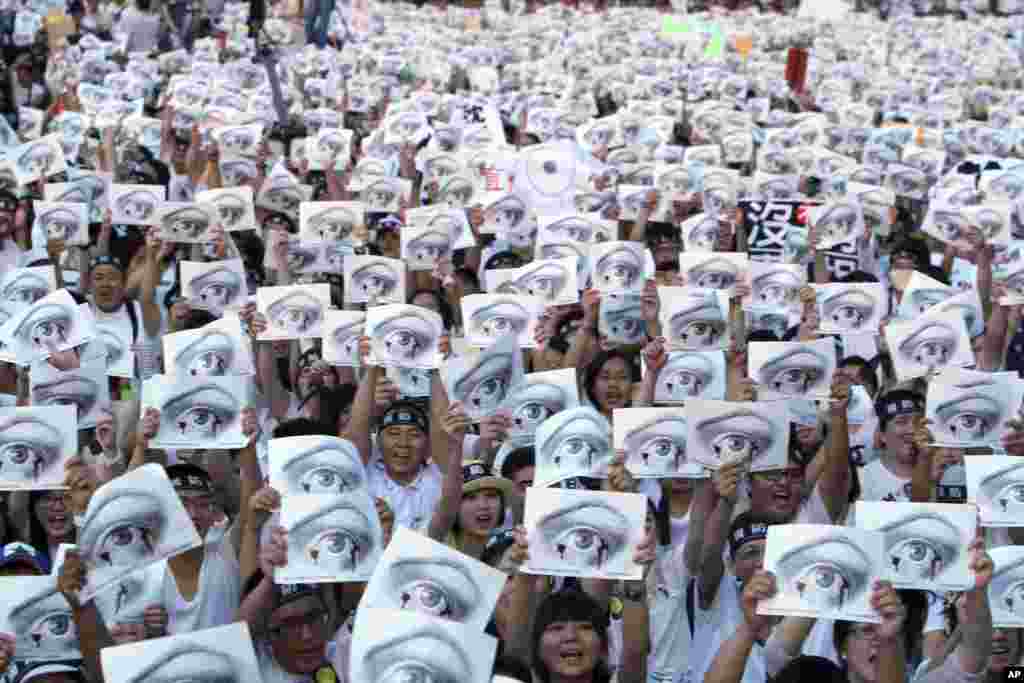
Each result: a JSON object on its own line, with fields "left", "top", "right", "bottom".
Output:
{"left": 325, "top": 532, "right": 350, "bottom": 554}
{"left": 572, "top": 529, "right": 597, "bottom": 549}
{"left": 815, "top": 567, "right": 836, "bottom": 588}
{"left": 111, "top": 527, "right": 135, "bottom": 546}
{"left": 4, "top": 445, "right": 31, "bottom": 464}
{"left": 907, "top": 541, "right": 927, "bottom": 561}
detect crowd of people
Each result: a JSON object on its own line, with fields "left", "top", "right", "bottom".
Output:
{"left": 0, "top": 0, "right": 1021, "bottom": 681}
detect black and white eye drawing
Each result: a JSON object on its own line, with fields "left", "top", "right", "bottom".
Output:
{"left": 368, "top": 306, "right": 441, "bottom": 367}
{"left": 599, "top": 293, "right": 645, "bottom": 345}
{"left": 771, "top": 530, "right": 874, "bottom": 616}
{"left": 501, "top": 372, "right": 576, "bottom": 442}
{"left": 98, "top": 328, "right": 127, "bottom": 372}
{"left": 350, "top": 260, "right": 401, "bottom": 303}
{"left": 896, "top": 321, "right": 959, "bottom": 369}
{"left": 812, "top": 202, "right": 863, "bottom": 248}
{"left": 271, "top": 435, "right": 365, "bottom": 496}
{"left": 819, "top": 287, "right": 879, "bottom": 333}
{"left": 535, "top": 407, "right": 612, "bottom": 484}
{"left": 281, "top": 494, "right": 381, "bottom": 581}
{"left": 405, "top": 228, "right": 452, "bottom": 269}
{"left": 756, "top": 174, "right": 800, "bottom": 200}
{"left": 220, "top": 160, "right": 258, "bottom": 187}
{"left": 325, "top": 313, "right": 366, "bottom": 367}
{"left": 216, "top": 126, "right": 257, "bottom": 156}
{"left": 513, "top": 261, "right": 570, "bottom": 302}
{"left": 907, "top": 287, "right": 954, "bottom": 316}
{"left": 3, "top": 577, "right": 79, "bottom": 662}
{"left": 467, "top": 298, "right": 531, "bottom": 344}
{"left": 693, "top": 408, "right": 776, "bottom": 468}
{"left": 79, "top": 485, "right": 167, "bottom": 578}
{"left": 1, "top": 269, "right": 51, "bottom": 306}
{"left": 976, "top": 460, "right": 1024, "bottom": 524}
{"left": 682, "top": 214, "right": 721, "bottom": 253}
{"left": 15, "top": 140, "right": 59, "bottom": 181}
{"left": 521, "top": 144, "right": 576, "bottom": 199}
{"left": 437, "top": 175, "right": 475, "bottom": 209}
{"left": 261, "top": 182, "right": 304, "bottom": 216}
{"left": 686, "top": 257, "right": 741, "bottom": 290}
{"left": 122, "top": 642, "right": 241, "bottom": 682}
{"left": 160, "top": 205, "right": 213, "bottom": 242}
{"left": 878, "top": 512, "right": 964, "bottom": 585}
{"left": 35, "top": 204, "right": 84, "bottom": 243}
{"left": 12, "top": 302, "right": 74, "bottom": 355}
{"left": 703, "top": 174, "right": 738, "bottom": 216}
{"left": 657, "top": 166, "right": 699, "bottom": 197}
{"left": 484, "top": 195, "right": 528, "bottom": 236}
{"left": 352, "top": 609, "right": 496, "bottom": 683}
{"left": 657, "top": 352, "right": 721, "bottom": 402}
{"left": 158, "top": 384, "right": 240, "bottom": 445}
{"left": 666, "top": 297, "right": 727, "bottom": 350}
{"left": 887, "top": 165, "right": 927, "bottom": 199}
{"left": 450, "top": 349, "right": 519, "bottom": 419}
{"left": 928, "top": 207, "right": 968, "bottom": 244}
{"left": 622, "top": 413, "right": 688, "bottom": 475}
{"left": 316, "top": 129, "right": 352, "bottom": 165}
{"left": 422, "top": 154, "right": 463, "bottom": 184}
{"left": 263, "top": 288, "right": 326, "bottom": 338}
{"left": 362, "top": 178, "right": 405, "bottom": 212}
{"left": 112, "top": 187, "right": 162, "bottom": 225}
{"left": 307, "top": 206, "right": 359, "bottom": 242}
{"left": 31, "top": 374, "right": 100, "bottom": 423}
{"left": 933, "top": 392, "right": 1003, "bottom": 445}
{"left": 185, "top": 264, "right": 243, "bottom": 311}
{"left": 544, "top": 216, "right": 608, "bottom": 244}
{"left": 685, "top": 145, "right": 721, "bottom": 167}
{"left": 750, "top": 268, "right": 802, "bottom": 308}
{"left": 206, "top": 192, "right": 251, "bottom": 231}
{"left": 754, "top": 345, "right": 832, "bottom": 398}
{"left": 284, "top": 242, "right": 320, "bottom": 274}
{"left": 990, "top": 547, "right": 1024, "bottom": 627}
{"left": 173, "top": 330, "right": 236, "bottom": 378}
{"left": 985, "top": 172, "right": 1024, "bottom": 201}
{"left": 966, "top": 206, "right": 1010, "bottom": 243}
{"left": 0, "top": 409, "right": 71, "bottom": 486}
{"left": 592, "top": 243, "right": 645, "bottom": 293}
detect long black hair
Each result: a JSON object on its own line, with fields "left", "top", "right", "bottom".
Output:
{"left": 531, "top": 589, "right": 612, "bottom": 683}
{"left": 582, "top": 349, "right": 641, "bottom": 409}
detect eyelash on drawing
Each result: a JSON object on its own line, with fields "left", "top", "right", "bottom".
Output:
{"left": 878, "top": 512, "right": 962, "bottom": 582}
{"left": 775, "top": 535, "right": 872, "bottom": 612}
{"left": 159, "top": 384, "right": 240, "bottom": 442}
{"left": 280, "top": 438, "right": 364, "bottom": 496}
{"left": 174, "top": 330, "right": 236, "bottom": 378}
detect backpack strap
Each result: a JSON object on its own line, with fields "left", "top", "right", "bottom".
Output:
{"left": 686, "top": 576, "right": 696, "bottom": 639}
{"left": 124, "top": 298, "right": 140, "bottom": 345}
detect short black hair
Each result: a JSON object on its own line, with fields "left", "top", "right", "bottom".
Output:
{"left": 272, "top": 417, "right": 337, "bottom": 439}
{"left": 493, "top": 655, "right": 532, "bottom": 683}
{"left": 500, "top": 446, "right": 535, "bottom": 480}
{"left": 531, "top": 589, "right": 611, "bottom": 683}
{"left": 838, "top": 355, "right": 878, "bottom": 397}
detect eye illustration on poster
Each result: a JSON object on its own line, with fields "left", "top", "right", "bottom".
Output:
{"left": 0, "top": 405, "right": 76, "bottom": 490}
{"left": 649, "top": 350, "right": 727, "bottom": 404}
{"left": 759, "top": 524, "right": 884, "bottom": 622}
{"left": 748, "top": 339, "right": 837, "bottom": 400}
{"left": 745, "top": 263, "right": 805, "bottom": 312}
{"left": 360, "top": 176, "right": 412, "bottom": 213}
{"left": 30, "top": 356, "right": 110, "bottom": 429}
{"left": 108, "top": 185, "right": 168, "bottom": 228}
{"left": 514, "top": 140, "right": 578, "bottom": 213}
{"left": 444, "top": 334, "right": 525, "bottom": 421}
{"left": 322, "top": 310, "right": 367, "bottom": 368}
{"left": 100, "top": 622, "right": 262, "bottom": 683}
{"left": 78, "top": 464, "right": 202, "bottom": 601}
{"left": 0, "top": 267, "right": 56, "bottom": 308}
{"left": 988, "top": 546, "right": 1024, "bottom": 628}
{"left": 162, "top": 315, "right": 256, "bottom": 379}
{"left": 965, "top": 456, "right": 1024, "bottom": 527}
{"left": 613, "top": 408, "right": 700, "bottom": 478}
{"left": 299, "top": 201, "right": 366, "bottom": 244}
{"left": 155, "top": 202, "right": 217, "bottom": 244}
{"left": 12, "top": 135, "right": 66, "bottom": 186}
{"left": 533, "top": 406, "right": 612, "bottom": 487}
{"left": 0, "top": 575, "right": 80, "bottom": 662}
{"left": 753, "top": 172, "right": 800, "bottom": 200}
{"left": 807, "top": 200, "right": 865, "bottom": 251}
{"left": 885, "top": 163, "right": 929, "bottom": 200}
{"left": 365, "top": 304, "right": 443, "bottom": 370}
{"left": 0, "top": 290, "right": 96, "bottom": 365}
{"left": 310, "top": 128, "right": 354, "bottom": 170}
{"left": 598, "top": 293, "right": 645, "bottom": 345}
{"left": 658, "top": 287, "right": 730, "bottom": 351}
{"left": 814, "top": 283, "right": 886, "bottom": 335}
{"left": 654, "top": 163, "right": 703, "bottom": 199}
{"left": 141, "top": 374, "right": 251, "bottom": 450}
{"left": 486, "top": 257, "right": 580, "bottom": 305}
{"left": 685, "top": 145, "right": 722, "bottom": 167}
{"left": 897, "top": 271, "right": 956, "bottom": 319}
{"left": 268, "top": 435, "right": 365, "bottom": 497}
{"left": 349, "top": 608, "right": 498, "bottom": 683}
{"left": 344, "top": 255, "right": 406, "bottom": 305}
{"left": 884, "top": 309, "right": 974, "bottom": 381}
{"left": 679, "top": 252, "right": 749, "bottom": 292}
{"left": 702, "top": 169, "right": 741, "bottom": 216}
{"left": 180, "top": 260, "right": 247, "bottom": 316}
{"left": 589, "top": 242, "right": 652, "bottom": 295}
{"left": 855, "top": 501, "right": 975, "bottom": 592}
{"left": 277, "top": 491, "right": 383, "bottom": 583}
{"left": 196, "top": 187, "right": 256, "bottom": 232}
{"left": 522, "top": 488, "right": 646, "bottom": 579}
{"left": 499, "top": 368, "right": 578, "bottom": 444}
{"left": 402, "top": 206, "right": 475, "bottom": 271}
{"left": 680, "top": 213, "right": 722, "bottom": 253}
{"left": 31, "top": 201, "right": 88, "bottom": 247}
{"left": 685, "top": 399, "right": 789, "bottom": 472}
{"left": 926, "top": 377, "right": 1024, "bottom": 448}
{"left": 256, "top": 284, "right": 331, "bottom": 340}
{"left": 461, "top": 294, "right": 543, "bottom": 349}
{"left": 361, "top": 527, "right": 508, "bottom": 630}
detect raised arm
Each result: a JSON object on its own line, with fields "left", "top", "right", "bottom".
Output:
{"left": 139, "top": 231, "right": 163, "bottom": 338}
{"left": 697, "top": 460, "right": 743, "bottom": 608}
{"left": 427, "top": 402, "right": 470, "bottom": 542}
{"left": 705, "top": 570, "right": 777, "bottom": 683}
{"left": 817, "top": 375, "right": 852, "bottom": 522}
{"left": 341, "top": 339, "right": 381, "bottom": 465}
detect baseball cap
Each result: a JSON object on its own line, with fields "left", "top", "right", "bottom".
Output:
{"left": 89, "top": 253, "right": 126, "bottom": 272}
{"left": 728, "top": 512, "right": 772, "bottom": 559}
{"left": 462, "top": 461, "right": 513, "bottom": 499}
{"left": 0, "top": 542, "right": 45, "bottom": 573}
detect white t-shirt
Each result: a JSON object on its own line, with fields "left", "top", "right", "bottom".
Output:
{"left": 163, "top": 522, "right": 241, "bottom": 635}
{"left": 859, "top": 458, "right": 913, "bottom": 502}
{"left": 255, "top": 622, "right": 346, "bottom": 683}
{"left": 366, "top": 454, "right": 443, "bottom": 533}
{"left": 647, "top": 541, "right": 694, "bottom": 683}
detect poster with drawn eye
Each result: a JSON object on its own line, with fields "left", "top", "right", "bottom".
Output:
{"left": 744, "top": 262, "right": 805, "bottom": 313}
{"left": 748, "top": 338, "right": 837, "bottom": 401}
{"left": 196, "top": 187, "right": 257, "bottom": 232}
{"left": 444, "top": 332, "right": 525, "bottom": 422}
{"left": 78, "top": 464, "right": 202, "bottom": 602}
{"left": 0, "top": 266, "right": 56, "bottom": 308}
{"left": 0, "top": 289, "right": 96, "bottom": 366}
{"left": 461, "top": 293, "right": 544, "bottom": 349}
{"left": 759, "top": 524, "right": 884, "bottom": 623}
{"left": 646, "top": 350, "right": 727, "bottom": 405}
{"left": 140, "top": 374, "right": 252, "bottom": 450}
{"left": 0, "top": 405, "right": 77, "bottom": 490}
{"left": 361, "top": 527, "right": 508, "bottom": 631}
{"left": 31, "top": 201, "right": 88, "bottom": 246}
{"left": 276, "top": 490, "right": 383, "bottom": 583}
{"left": 965, "top": 456, "right": 1024, "bottom": 527}
{"left": 109, "top": 184, "right": 167, "bottom": 227}
{"left": 883, "top": 309, "right": 974, "bottom": 382}
{"left": 522, "top": 488, "right": 646, "bottom": 579}
{"left": 256, "top": 284, "right": 331, "bottom": 341}
{"left": 350, "top": 608, "right": 499, "bottom": 683}
{"left": 678, "top": 252, "right": 749, "bottom": 293}
{"left": 162, "top": 314, "right": 255, "bottom": 379}
{"left": 268, "top": 434, "right": 365, "bottom": 497}
{"left": 658, "top": 287, "right": 731, "bottom": 352}
{"left": 11, "top": 134, "right": 66, "bottom": 186}
{"left": 533, "top": 406, "right": 613, "bottom": 486}
{"left": 854, "top": 501, "right": 975, "bottom": 592}
{"left": 740, "top": 200, "right": 862, "bottom": 279}
{"left": 365, "top": 304, "right": 443, "bottom": 370}
{"left": 0, "top": 575, "right": 80, "bottom": 662}
{"left": 30, "top": 355, "right": 110, "bottom": 430}
{"left": 179, "top": 259, "right": 247, "bottom": 316}
{"left": 498, "top": 367, "right": 578, "bottom": 445}
{"left": 926, "top": 377, "right": 1024, "bottom": 448}
{"left": 344, "top": 255, "right": 406, "bottom": 305}
{"left": 814, "top": 283, "right": 886, "bottom": 336}
{"left": 612, "top": 407, "right": 704, "bottom": 478}
{"left": 988, "top": 546, "right": 1024, "bottom": 629}
{"left": 684, "top": 399, "right": 789, "bottom": 472}
{"left": 323, "top": 310, "right": 367, "bottom": 367}
{"left": 101, "top": 622, "right": 262, "bottom": 683}
{"left": 589, "top": 242, "right": 654, "bottom": 295}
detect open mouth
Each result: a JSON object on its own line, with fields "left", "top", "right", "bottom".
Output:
{"left": 560, "top": 648, "right": 584, "bottom": 666}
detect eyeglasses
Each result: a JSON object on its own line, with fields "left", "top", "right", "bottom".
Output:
{"left": 268, "top": 608, "right": 330, "bottom": 639}
{"left": 751, "top": 469, "right": 803, "bottom": 484}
